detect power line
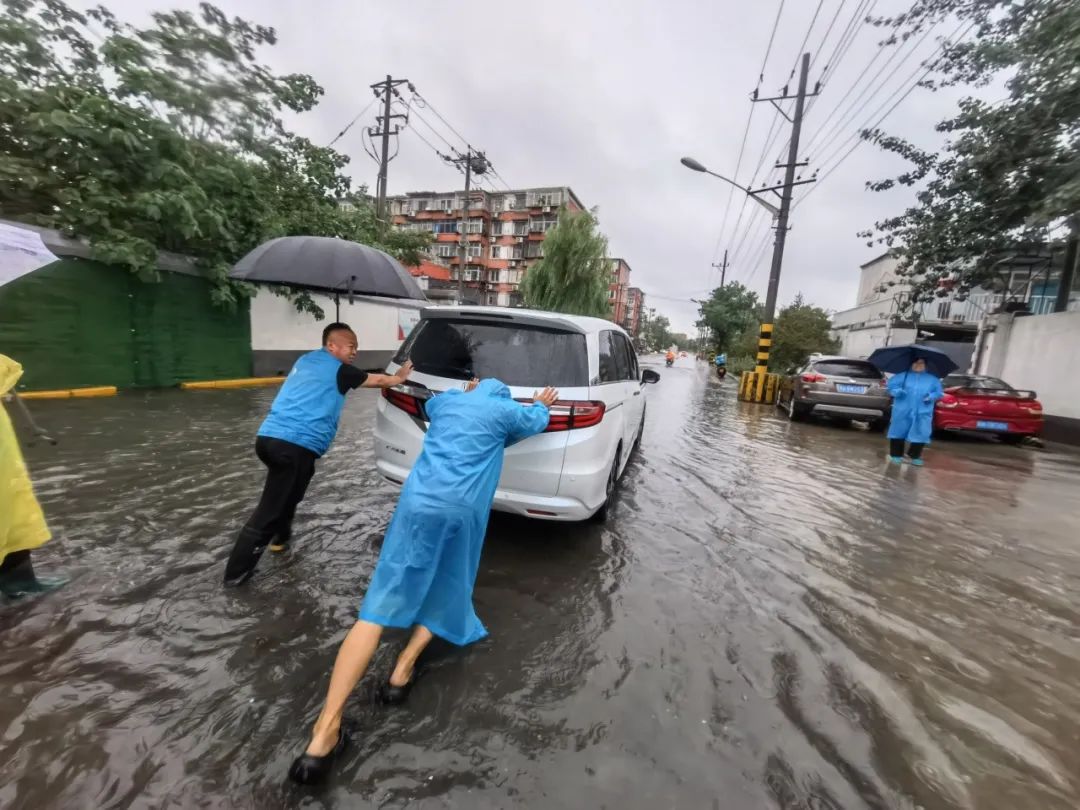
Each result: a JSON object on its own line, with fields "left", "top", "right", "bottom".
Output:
{"left": 790, "top": 0, "right": 826, "bottom": 79}
{"left": 398, "top": 100, "right": 459, "bottom": 153}
{"left": 758, "top": 0, "right": 787, "bottom": 82}
{"left": 710, "top": 0, "right": 787, "bottom": 280}
{"left": 799, "top": 19, "right": 975, "bottom": 204}
{"left": 816, "top": 0, "right": 875, "bottom": 80}
{"left": 327, "top": 93, "right": 379, "bottom": 147}
{"left": 813, "top": 19, "right": 960, "bottom": 169}
{"left": 401, "top": 120, "right": 449, "bottom": 161}
{"left": 804, "top": 11, "right": 942, "bottom": 159}
{"left": 809, "top": 0, "right": 851, "bottom": 73}
{"left": 410, "top": 92, "right": 470, "bottom": 148}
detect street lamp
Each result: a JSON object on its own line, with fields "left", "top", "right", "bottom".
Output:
{"left": 680, "top": 156, "right": 780, "bottom": 218}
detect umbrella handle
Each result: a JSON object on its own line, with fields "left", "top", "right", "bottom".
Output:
{"left": 348, "top": 275, "right": 355, "bottom": 305}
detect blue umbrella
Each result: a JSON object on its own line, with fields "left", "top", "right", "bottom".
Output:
{"left": 867, "top": 344, "right": 958, "bottom": 377}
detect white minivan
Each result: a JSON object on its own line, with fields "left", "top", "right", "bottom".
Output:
{"left": 373, "top": 307, "right": 660, "bottom": 521}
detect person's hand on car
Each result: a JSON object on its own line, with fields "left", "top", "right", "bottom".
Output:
{"left": 533, "top": 387, "right": 559, "bottom": 409}
{"left": 464, "top": 377, "right": 480, "bottom": 392}
{"left": 395, "top": 360, "right": 414, "bottom": 384}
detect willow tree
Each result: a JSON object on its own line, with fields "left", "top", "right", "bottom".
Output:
{"left": 522, "top": 205, "right": 611, "bottom": 317}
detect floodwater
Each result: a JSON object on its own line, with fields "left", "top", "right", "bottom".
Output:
{"left": 2, "top": 357, "right": 1080, "bottom": 810}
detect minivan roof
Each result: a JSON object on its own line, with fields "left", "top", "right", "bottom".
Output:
{"left": 421, "top": 305, "right": 628, "bottom": 336}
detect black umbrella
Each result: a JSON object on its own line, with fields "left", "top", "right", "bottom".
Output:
{"left": 230, "top": 236, "right": 427, "bottom": 302}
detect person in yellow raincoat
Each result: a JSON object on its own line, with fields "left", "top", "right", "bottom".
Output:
{"left": 1, "top": 354, "right": 64, "bottom": 596}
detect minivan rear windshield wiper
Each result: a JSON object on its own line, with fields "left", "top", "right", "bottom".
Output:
{"left": 414, "top": 362, "right": 474, "bottom": 380}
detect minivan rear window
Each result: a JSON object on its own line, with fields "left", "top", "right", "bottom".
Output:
{"left": 394, "top": 319, "right": 589, "bottom": 388}
{"left": 813, "top": 361, "right": 883, "bottom": 379}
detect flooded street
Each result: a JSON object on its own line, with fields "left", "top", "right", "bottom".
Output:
{"left": 3, "top": 357, "right": 1080, "bottom": 810}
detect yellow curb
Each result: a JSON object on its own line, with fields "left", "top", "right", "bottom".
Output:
{"left": 179, "top": 377, "right": 286, "bottom": 390}
{"left": 19, "top": 386, "right": 118, "bottom": 400}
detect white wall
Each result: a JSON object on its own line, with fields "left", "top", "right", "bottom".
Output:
{"left": 996, "top": 311, "right": 1080, "bottom": 420}
{"left": 836, "top": 326, "right": 917, "bottom": 360}
{"left": 250, "top": 288, "right": 424, "bottom": 354}
{"left": 856, "top": 254, "right": 903, "bottom": 305}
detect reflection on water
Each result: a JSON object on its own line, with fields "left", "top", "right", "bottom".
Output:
{"left": 2, "top": 365, "right": 1079, "bottom": 809}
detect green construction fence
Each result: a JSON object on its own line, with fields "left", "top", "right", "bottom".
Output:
{"left": 0, "top": 258, "right": 251, "bottom": 391}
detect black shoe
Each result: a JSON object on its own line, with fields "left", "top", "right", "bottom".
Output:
{"left": 288, "top": 729, "right": 348, "bottom": 786}
{"left": 379, "top": 667, "right": 422, "bottom": 706}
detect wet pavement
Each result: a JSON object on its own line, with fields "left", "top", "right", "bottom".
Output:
{"left": 2, "top": 356, "right": 1080, "bottom": 809}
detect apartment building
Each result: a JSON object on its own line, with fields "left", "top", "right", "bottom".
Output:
{"left": 609, "top": 258, "right": 631, "bottom": 325}
{"left": 388, "top": 186, "right": 585, "bottom": 307}
{"left": 626, "top": 286, "right": 645, "bottom": 338}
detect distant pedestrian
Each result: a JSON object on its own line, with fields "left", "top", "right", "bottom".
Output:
{"left": 0, "top": 354, "right": 66, "bottom": 597}
{"left": 223, "top": 323, "right": 412, "bottom": 585}
{"left": 287, "top": 378, "right": 557, "bottom": 785}
{"left": 886, "top": 358, "right": 944, "bottom": 466}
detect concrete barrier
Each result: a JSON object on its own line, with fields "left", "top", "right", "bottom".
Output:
{"left": 738, "top": 371, "right": 780, "bottom": 404}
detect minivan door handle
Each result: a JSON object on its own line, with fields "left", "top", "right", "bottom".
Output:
{"left": 633, "top": 390, "right": 641, "bottom": 396}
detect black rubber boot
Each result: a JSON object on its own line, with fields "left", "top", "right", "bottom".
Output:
{"left": 0, "top": 550, "right": 68, "bottom": 598}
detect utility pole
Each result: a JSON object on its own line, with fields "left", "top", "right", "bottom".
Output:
{"left": 442, "top": 147, "right": 489, "bottom": 301}
{"left": 711, "top": 249, "right": 729, "bottom": 288}
{"left": 751, "top": 52, "right": 816, "bottom": 376}
{"left": 369, "top": 75, "right": 411, "bottom": 224}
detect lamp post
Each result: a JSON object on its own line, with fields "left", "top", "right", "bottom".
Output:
{"left": 680, "top": 157, "right": 780, "bottom": 218}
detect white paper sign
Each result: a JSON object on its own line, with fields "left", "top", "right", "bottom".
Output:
{"left": 397, "top": 307, "right": 421, "bottom": 341}
{"left": 0, "top": 223, "right": 60, "bottom": 288}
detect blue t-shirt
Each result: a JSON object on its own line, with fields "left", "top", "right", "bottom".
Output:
{"left": 258, "top": 349, "right": 367, "bottom": 456}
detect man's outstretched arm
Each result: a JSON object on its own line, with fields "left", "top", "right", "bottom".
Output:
{"left": 362, "top": 360, "right": 414, "bottom": 389}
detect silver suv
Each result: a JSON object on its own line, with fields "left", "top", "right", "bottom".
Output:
{"left": 776, "top": 355, "right": 891, "bottom": 428}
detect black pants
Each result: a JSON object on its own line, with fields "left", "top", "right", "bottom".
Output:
{"left": 224, "top": 437, "right": 317, "bottom": 585}
{"left": 889, "top": 439, "right": 925, "bottom": 460}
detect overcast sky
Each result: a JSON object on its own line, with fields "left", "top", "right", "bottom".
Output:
{"left": 101, "top": 0, "right": 968, "bottom": 334}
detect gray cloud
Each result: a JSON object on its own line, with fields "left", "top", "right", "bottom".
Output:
{"left": 95, "top": 0, "right": 967, "bottom": 333}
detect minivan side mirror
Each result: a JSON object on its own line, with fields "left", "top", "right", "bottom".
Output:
{"left": 642, "top": 369, "right": 661, "bottom": 384}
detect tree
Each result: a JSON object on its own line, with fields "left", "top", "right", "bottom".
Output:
{"left": 861, "top": 0, "right": 1080, "bottom": 310}
{"left": 640, "top": 308, "right": 674, "bottom": 351}
{"left": 0, "top": 0, "right": 429, "bottom": 313}
{"left": 522, "top": 205, "right": 610, "bottom": 317}
{"left": 769, "top": 294, "right": 840, "bottom": 371}
{"left": 695, "top": 282, "right": 760, "bottom": 353}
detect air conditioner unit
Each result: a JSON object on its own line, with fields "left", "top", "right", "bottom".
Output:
{"left": 543, "top": 206, "right": 552, "bottom": 213}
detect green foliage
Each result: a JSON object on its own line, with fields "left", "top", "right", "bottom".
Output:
{"left": 861, "top": 0, "right": 1080, "bottom": 309}
{"left": 640, "top": 309, "right": 674, "bottom": 351}
{"left": 769, "top": 294, "right": 840, "bottom": 371}
{"left": 0, "top": 0, "right": 429, "bottom": 313}
{"left": 695, "top": 282, "right": 761, "bottom": 353}
{"left": 522, "top": 206, "right": 611, "bottom": 317}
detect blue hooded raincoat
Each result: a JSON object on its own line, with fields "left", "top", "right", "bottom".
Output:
{"left": 886, "top": 370, "right": 944, "bottom": 445}
{"left": 359, "top": 379, "right": 550, "bottom": 645}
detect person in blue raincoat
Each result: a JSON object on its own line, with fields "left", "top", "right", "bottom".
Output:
{"left": 289, "top": 378, "right": 559, "bottom": 785}
{"left": 886, "top": 358, "right": 944, "bottom": 465}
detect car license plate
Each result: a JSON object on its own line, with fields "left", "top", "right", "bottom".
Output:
{"left": 977, "top": 420, "right": 1009, "bottom": 431}
{"left": 836, "top": 384, "right": 867, "bottom": 394}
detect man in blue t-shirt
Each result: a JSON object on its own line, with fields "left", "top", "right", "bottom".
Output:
{"left": 224, "top": 322, "right": 412, "bottom": 586}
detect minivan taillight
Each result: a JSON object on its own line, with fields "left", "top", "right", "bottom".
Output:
{"left": 801, "top": 373, "right": 826, "bottom": 383}
{"left": 516, "top": 399, "right": 606, "bottom": 431}
{"left": 382, "top": 387, "right": 425, "bottom": 418}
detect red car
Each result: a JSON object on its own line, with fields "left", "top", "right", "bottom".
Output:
{"left": 934, "top": 374, "right": 1043, "bottom": 441}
